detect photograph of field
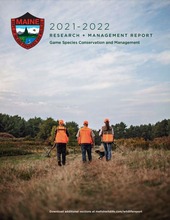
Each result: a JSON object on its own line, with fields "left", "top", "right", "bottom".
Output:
{"left": 1, "top": 0, "right": 170, "bottom": 219}
{"left": 0, "top": 129, "right": 170, "bottom": 220}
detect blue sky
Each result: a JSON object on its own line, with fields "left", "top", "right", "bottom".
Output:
{"left": 16, "top": 26, "right": 40, "bottom": 28}
{"left": 0, "top": 0, "right": 170, "bottom": 129}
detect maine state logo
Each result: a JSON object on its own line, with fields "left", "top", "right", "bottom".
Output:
{"left": 11, "top": 12, "right": 45, "bottom": 49}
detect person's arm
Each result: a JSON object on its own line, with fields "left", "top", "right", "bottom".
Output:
{"left": 76, "top": 130, "right": 81, "bottom": 144}
{"left": 112, "top": 127, "right": 114, "bottom": 142}
{"left": 66, "top": 128, "right": 69, "bottom": 137}
{"left": 76, "top": 130, "right": 80, "bottom": 140}
{"left": 91, "top": 130, "right": 95, "bottom": 145}
{"left": 99, "top": 128, "right": 103, "bottom": 136}
{"left": 54, "top": 129, "right": 57, "bottom": 141}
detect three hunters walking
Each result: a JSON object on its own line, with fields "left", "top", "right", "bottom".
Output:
{"left": 53, "top": 118, "right": 114, "bottom": 166}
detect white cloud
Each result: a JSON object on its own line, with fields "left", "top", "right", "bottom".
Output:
{"left": 123, "top": 83, "right": 170, "bottom": 104}
{"left": 154, "top": 51, "right": 170, "bottom": 65}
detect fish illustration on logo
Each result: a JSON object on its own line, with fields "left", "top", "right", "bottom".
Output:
{"left": 11, "top": 12, "right": 45, "bottom": 49}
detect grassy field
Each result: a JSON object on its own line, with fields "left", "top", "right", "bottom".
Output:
{"left": 0, "top": 139, "right": 170, "bottom": 220}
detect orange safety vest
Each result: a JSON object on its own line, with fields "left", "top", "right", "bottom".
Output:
{"left": 55, "top": 126, "right": 69, "bottom": 143}
{"left": 102, "top": 126, "right": 114, "bottom": 143}
{"left": 78, "top": 127, "right": 93, "bottom": 144}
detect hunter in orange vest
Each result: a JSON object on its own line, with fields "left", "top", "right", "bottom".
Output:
{"left": 99, "top": 118, "right": 114, "bottom": 161}
{"left": 55, "top": 119, "right": 69, "bottom": 166}
{"left": 76, "top": 120, "right": 95, "bottom": 163}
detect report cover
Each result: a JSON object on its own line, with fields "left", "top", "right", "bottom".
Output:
{"left": 0, "top": 1, "right": 170, "bottom": 220}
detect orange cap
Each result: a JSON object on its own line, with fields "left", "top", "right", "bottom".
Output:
{"left": 59, "top": 119, "right": 64, "bottom": 125}
{"left": 83, "top": 120, "right": 88, "bottom": 125}
{"left": 104, "top": 118, "right": 109, "bottom": 123}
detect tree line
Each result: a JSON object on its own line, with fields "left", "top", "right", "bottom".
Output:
{"left": 113, "top": 120, "right": 170, "bottom": 140}
{"left": 0, "top": 113, "right": 170, "bottom": 145}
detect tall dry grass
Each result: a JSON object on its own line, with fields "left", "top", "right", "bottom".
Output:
{"left": 0, "top": 147, "right": 170, "bottom": 220}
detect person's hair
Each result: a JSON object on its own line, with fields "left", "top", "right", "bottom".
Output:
{"left": 105, "top": 121, "right": 110, "bottom": 130}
